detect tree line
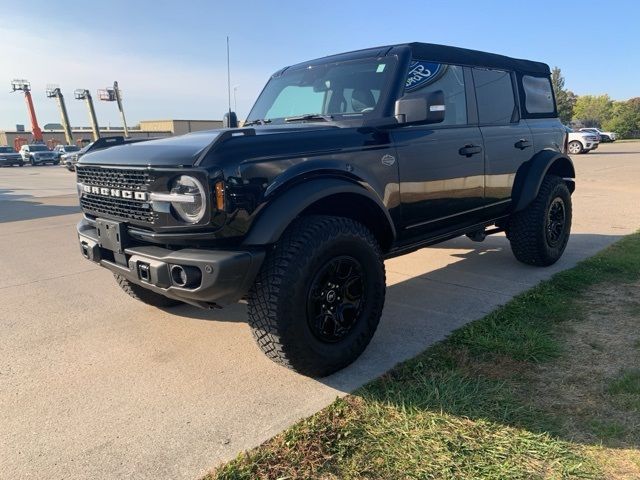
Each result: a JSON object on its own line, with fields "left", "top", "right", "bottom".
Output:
{"left": 551, "top": 67, "right": 639, "bottom": 138}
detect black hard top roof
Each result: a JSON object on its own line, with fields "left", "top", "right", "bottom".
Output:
{"left": 286, "top": 42, "right": 550, "bottom": 76}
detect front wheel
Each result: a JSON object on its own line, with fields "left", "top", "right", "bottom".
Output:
{"left": 247, "top": 215, "right": 386, "bottom": 377}
{"left": 567, "top": 141, "right": 583, "bottom": 155}
{"left": 507, "top": 175, "right": 572, "bottom": 266}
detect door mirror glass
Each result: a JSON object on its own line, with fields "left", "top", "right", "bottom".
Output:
{"left": 395, "top": 90, "right": 445, "bottom": 124}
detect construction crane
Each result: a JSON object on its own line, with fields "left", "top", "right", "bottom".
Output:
{"left": 98, "top": 81, "right": 129, "bottom": 137}
{"left": 46, "top": 85, "right": 74, "bottom": 145}
{"left": 11, "top": 79, "right": 44, "bottom": 143}
{"left": 74, "top": 89, "right": 100, "bottom": 141}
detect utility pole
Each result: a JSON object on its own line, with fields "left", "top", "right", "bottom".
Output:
{"left": 11, "top": 79, "right": 44, "bottom": 143}
{"left": 75, "top": 89, "right": 100, "bottom": 141}
{"left": 99, "top": 81, "right": 129, "bottom": 137}
{"left": 46, "top": 85, "right": 73, "bottom": 145}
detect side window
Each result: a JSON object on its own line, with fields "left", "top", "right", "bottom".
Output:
{"left": 522, "top": 75, "right": 555, "bottom": 115}
{"left": 403, "top": 62, "right": 467, "bottom": 126}
{"left": 473, "top": 68, "right": 516, "bottom": 125}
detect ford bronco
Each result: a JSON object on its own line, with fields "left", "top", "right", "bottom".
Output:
{"left": 76, "top": 42, "right": 574, "bottom": 376}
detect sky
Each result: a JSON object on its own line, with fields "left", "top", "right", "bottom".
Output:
{"left": 1, "top": 0, "right": 638, "bottom": 130}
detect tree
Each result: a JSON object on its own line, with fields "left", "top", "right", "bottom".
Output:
{"left": 603, "top": 98, "right": 640, "bottom": 138}
{"left": 551, "top": 67, "right": 576, "bottom": 124}
{"left": 573, "top": 94, "right": 614, "bottom": 127}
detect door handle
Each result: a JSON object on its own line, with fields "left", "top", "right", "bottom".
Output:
{"left": 514, "top": 139, "right": 531, "bottom": 149}
{"left": 458, "top": 144, "right": 482, "bottom": 157}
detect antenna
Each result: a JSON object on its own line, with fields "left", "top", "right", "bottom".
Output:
{"left": 226, "top": 36, "right": 232, "bottom": 115}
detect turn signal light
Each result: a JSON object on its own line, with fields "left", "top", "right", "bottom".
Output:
{"left": 214, "top": 181, "right": 225, "bottom": 211}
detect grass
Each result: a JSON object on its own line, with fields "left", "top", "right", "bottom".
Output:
{"left": 208, "top": 232, "right": 640, "bottom": 479}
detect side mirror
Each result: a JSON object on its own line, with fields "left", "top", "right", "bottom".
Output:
{"left": 223, "top": 111, "right": 238, "bottom": 128}
{"left": 394, "top": 90, "right": 446, "bottom": 125}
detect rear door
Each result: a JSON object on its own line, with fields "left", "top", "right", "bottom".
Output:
{"left": 472, "top": 68, "right": 533, "bottom": 212}
{"left": 393, "top": 63, "right": 485, "bottom": 239}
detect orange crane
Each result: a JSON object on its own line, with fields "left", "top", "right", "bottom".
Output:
{"left": 11, "top": 79, "right": 44, "bottom": 143}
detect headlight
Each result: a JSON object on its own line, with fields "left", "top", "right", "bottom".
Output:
{"left": 168, "top": 175, "right": 206, "bottom": 223}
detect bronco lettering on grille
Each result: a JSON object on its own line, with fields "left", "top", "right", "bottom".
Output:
{"left": 81, "top": 184, "right": 148, "bottom": 201}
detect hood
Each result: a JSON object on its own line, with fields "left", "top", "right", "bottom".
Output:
{"left": 78, "top": 124, "right": 338, "bottom": 167}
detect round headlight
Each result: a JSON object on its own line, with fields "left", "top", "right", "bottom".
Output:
{"left": 170, "top": 175, "right": 206, "bottom": 223}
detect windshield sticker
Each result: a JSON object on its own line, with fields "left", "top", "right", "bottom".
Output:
{"left": 376, "top": 64, "right": 386, "bottom": 73}
{"left": 405, "top": 61, "right": 445, "bottom": 92}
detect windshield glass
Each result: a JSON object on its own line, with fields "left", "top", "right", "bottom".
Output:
{"left": 246, "top": 57, "right": 396, "bottom": 123}
{"left": 79, "top": 143, "right": 93, "bottom": 154}
{"left": 0, "top": 147, "right": 16, "bottom": 153}
{"left": 64, "top": 146, "right": 80, "bottom": 152}
{"left": 29, "top": 145, "right": 49, "bottom": 152}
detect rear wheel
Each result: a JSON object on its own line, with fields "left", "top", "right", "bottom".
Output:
{"left": 507, "top": 175, "right": 572, "bottom": 266}
{"left": 247, "top": 215, "right": 386, "bottom": 377}
{"left": 114, "top": 274, "right": 182, "bottom": 308}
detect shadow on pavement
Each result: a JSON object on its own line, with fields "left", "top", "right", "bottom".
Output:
{"left": 172, "top": 232, "right": 623, "bottom": 393}
{"left": 0, "top": 189, "right": 80, "bottom": 223}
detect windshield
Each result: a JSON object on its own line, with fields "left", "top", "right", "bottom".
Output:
{"left": 246, "top": 57, "right": 396, "bottom": 124}
{"left": 29, "top": 145, "right": 49, "bottom": 152}
{"left": 79, "top": 143, "right": 94, "bottom": 154}
{"left": 0, "top": 147, "right": 16, "bottom": 153}
{"left": 64, "top": 146, "right": 80, "bottom": 152}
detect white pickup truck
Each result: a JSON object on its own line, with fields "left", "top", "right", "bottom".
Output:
{"left": 565, "top": 126, "right": 599, "bottom": 154}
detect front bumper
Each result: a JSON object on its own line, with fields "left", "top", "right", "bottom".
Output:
{"left": 77, "top": 218, "right": 264, "bottom": 307}
{"left": 0, "top": 157, "right": 22, "bottom": 165}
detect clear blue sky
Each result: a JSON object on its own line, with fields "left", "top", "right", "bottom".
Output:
{"left": 1, "top": 0, "right": 638, "bottom": 129}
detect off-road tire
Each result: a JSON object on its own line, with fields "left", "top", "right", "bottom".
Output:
{"left": 507, "top": 175, "right": 572, "bottom": 266}
{"left": 114, "top": 274, "right": 182, "bottom": 308}
{"left": 247, "top": 215, "right": 386, "bottom": 377}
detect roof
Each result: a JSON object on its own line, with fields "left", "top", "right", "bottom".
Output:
{"left": 406, "top": 42, "right": 550, "bottom": 75}
{"left": 287, "top": 42, "right": 550, "bottom": 76}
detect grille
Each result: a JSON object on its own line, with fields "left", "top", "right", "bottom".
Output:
{"left": 77, "top": 166, "right": 150, "bottom": 190}
{"left": 77, "top": 166, "right": 154, "bottom": 223}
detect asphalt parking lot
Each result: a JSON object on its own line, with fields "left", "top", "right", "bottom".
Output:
{"left": 1, "top": 142, "right": 639, "bottom": 479}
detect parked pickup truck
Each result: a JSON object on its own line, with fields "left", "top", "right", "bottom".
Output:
{"left": 75, "top": 42, "right": 574, "bottom": 376}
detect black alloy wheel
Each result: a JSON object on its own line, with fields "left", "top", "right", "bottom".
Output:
{"left": 546, "top": 197, "right": 566, "bottom": 247}
{"left": 306, "top": 256, "right": 365, "bottom": 343}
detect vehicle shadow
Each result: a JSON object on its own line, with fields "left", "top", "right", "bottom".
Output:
{"left": 0, "top": 189, "right": 80, "bottom": 223}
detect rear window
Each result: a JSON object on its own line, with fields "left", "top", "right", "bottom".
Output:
{"left": 522, "top": 75, "right": 555, "bottom": 114}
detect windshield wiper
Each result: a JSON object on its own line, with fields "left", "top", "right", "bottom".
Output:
{"left": 284, "top": 113, "right": 333, "bottom": 123}
{"left": 243, "top": 119, "right": 272, "bottom": 126}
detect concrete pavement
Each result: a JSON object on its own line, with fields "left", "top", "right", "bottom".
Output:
{"left": 1, "top": 143, "right": 639, "bottom": 479}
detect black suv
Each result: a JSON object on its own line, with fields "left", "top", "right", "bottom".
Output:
{"left": 76, "top": 43, "right": 573, "bottom": 376}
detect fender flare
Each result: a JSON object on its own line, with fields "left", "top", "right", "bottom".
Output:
{"left": 242, "top": 177, "right": 396, "bottom": 246}
{"left": 512, "top": 150, "right": 575, "bottom": 212}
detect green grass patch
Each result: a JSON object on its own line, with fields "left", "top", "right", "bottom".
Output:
{"left": 608, "top": 369, "right": 640, "bottom": 395}
{"left": 208, "top": 232, "right": 640, "bottom": 479}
